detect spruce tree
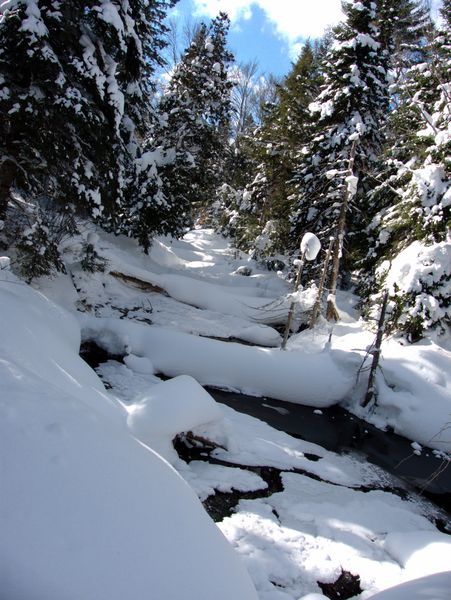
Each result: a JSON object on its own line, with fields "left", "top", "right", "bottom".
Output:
{"left": 225, "top": 41, "right": 324, "bottom": 261}
{"left": 0, "top": 0, "right": 175, "bottom": 273}
{"left": 140, "top": 12, "right": 233, "bottom": 249}
{"left": 289, "top": 0, "right": 390, "bottom": 293}
{"left": 359, "top": 3, "right": 450, "bottom": 339}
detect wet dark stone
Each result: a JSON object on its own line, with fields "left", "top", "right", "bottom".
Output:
{"left": 79, "top": 340, "right": 125, "bottom": 369}
{"left": 173, "top": 431, "right": 225, "bottom": 462}
{"left": 174, "top": 433, "right": 284, "bottom": 521}
{"left": 318, "top": 570, "right": 362, "bottom": 600}
{"left": 434, "top": 517, "right": 451, "bottom": 534}
{"left": 304, "top": 453, "right": 321, "bottom": 462}
{"left": 202, "top": 466, "right": 284, "bottom": 522}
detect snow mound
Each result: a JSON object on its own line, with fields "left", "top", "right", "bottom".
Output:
{"left": 301, "top": 232, "right": 321, "bottom": 261}
{"left": 384, "top": 531, "right": 451, "bottom": 579}
{"left": 367, "top": 571, "right": 451, "bottom": 600}
{"left": 127, "top": 375, "right": 224, "bottom": 463}
{"left": 0, "top": 272, "right": 258, "bottom": 600}
{"left": 81, "top": 317, "right": 355, "bottom": 406}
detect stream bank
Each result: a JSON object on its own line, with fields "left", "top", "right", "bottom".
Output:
{"left": 79, "top": 340, "right": 451, "bottom": 516}
{"left": 207, "top": 387, "right": 451, "bottom": 513}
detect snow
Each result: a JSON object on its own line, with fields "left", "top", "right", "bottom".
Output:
{"left": 367, "top": 572, "right": 451, "bottom": 600}
{"left": 80, "top": 317, "right": 355, "bottom": 406}
{"left": 300, "top": 232, "right": 321, "bottom": 261}
{"left": 345, "top": 174, "right": 359, "bottom": 197}
{"left": 19, "top": 0, "right": 48, "bottom": 40}
{"left": 127, "top": 375, "right": 223, "bottom": 463}
{"left": 183, "top": 461, "right": 268, "bottom": 501}
{"left": 218, "top": 472, "right": 448, "bottom": 599}
{"left": 0, "top": 268, "right": 258, "bottom": 600}
{"left": 356, "top": 32, "right": 380, "bottom": 50}
{"left": 0, "top": 255, "right": 10, "bottom": 269}
{"left": 384, "top": 240, "right": 451, "bottom": 296}
{"left": 384, "top": 531, "right": 451, "bottom": 578}
{"left": 379, "top": 239, "right": 451, "bottom": 333}
{"left": 2, "top": 227, "right": 451, "bottom": 600}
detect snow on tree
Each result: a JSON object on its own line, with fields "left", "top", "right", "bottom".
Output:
{"left": 138, "top": 12, "right": 234, "bottom": 250}
{"left": 358, "top": 3, "right": 450, "bottom": 339}
{"left": 0, "top": 0, "right": 176, "bottom": 274}
{"left": 289, "top": 0, "right": 390, "bottom": 289}
{"left": 377, "top": 0, "right": 432, "bottom": 70}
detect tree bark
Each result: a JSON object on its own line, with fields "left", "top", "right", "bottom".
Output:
{"left": 361, "top": 289, "right": 389, "bottom": 407}
{"left": 0, "top": 158, "right": 17, "bottom": 220}
{"left": 281, "top": 249, "right": 306, "bottom": 350}
{"left": 326, "top": 138, "right": 358, "bottom": 321}
{"left": 309, "top": 236, "right": 334, "bottom": 328}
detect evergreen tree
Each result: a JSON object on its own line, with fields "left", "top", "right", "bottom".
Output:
{"left": 0, "top": 0, "right": 175, "bottom": 273}
{"left": 359, "top": 3, "right": 450, "bottom": 339}
{"left": 222, "top": 41, "right": 324, "bottom": 261}
{"left": 138, "top": 12, "right": 234, "bottom": 250}
{"left": 376, "top": 0, "right": 432, "bottom": 67}
{"left": 289, "top": 0, "right": 390, "bottom": 293}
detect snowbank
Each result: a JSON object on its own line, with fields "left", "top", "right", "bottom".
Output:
{"left": 0, "top": 271, "right": 258, "bottom": 600}
{"left": 367, "top": 572, "right": 451, "bottom": 600}
{"left": 80, "top": 317, "right": 356, "bottom": 406}
{"left": 127, "top": 374, "right": 224, "bottom": 463}
{"left": 374, "top": 338, "right": 451, "bottom": 452}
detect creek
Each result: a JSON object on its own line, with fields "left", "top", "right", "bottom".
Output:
{"left": 79, "top": 340, "right": 451, "bottom": 517}
{"left": 207, "top": 387, "right": 451, "bottom": 515}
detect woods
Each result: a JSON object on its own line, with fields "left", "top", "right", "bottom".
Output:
{"left": 0, "top": 0, "right": 449, "bottom": 339}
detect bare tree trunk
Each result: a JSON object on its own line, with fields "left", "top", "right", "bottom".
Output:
{"left": 326, "top": 138, "right": 358, "bottom": 321}
{"left": 281, "top": 249, "right": 306, "bottom": 350}
{"left": 309, "top": 236, "right": 334, "bottom": 328}
{"left": 361, "top": 289, "right": 389, "bottom": 407}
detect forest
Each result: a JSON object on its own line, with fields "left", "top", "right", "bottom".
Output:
{"left": 1, "top": 2, "right": 450, "bottom": 599}
{"left": 0, "top": 0, "right": 449, "bottom": 341}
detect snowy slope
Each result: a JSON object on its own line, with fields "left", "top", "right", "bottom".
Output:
{"left": 61, "top": 227, "right": 451, "bottom": 454}
{"left": 2, "top": 227, "right": 450, "bottom": 600}
{"left": 0, "top": 267, "right": 258, "bottom": 600}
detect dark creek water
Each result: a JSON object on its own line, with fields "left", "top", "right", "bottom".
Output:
{"left": 79, "top": 341, "right": 451, "bottom": 516}
{"left": 206, "top": 387, "right": 451, "bottom": 514}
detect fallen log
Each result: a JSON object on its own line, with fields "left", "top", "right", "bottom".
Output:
{"left": 110, "top": 270, "right": 168, "bottom": 295}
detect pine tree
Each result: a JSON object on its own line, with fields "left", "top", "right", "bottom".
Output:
{"left": 0, "top": 0, "right": 175, "bottom": 273}
{"left": 137, "top": 12, "right": 234, "bottom": 250}
{"left": 225, "top": 41, "right": 324, "bottom": 262}
{"left": 358, "top": 3, "right": 450, "bottom": 339}
{"left": 289, "top": 0, "right": 390, "bottom": 294}
{"left": 377, "top": 0, "right": 432, "bottom": 66}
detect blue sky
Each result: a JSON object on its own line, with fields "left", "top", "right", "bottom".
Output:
{"left": 170, "top": 0, "right": 444, "bottom": 78}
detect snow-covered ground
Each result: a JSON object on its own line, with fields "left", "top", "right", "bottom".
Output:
{"left": 1, "top": 228, "right": 450, "bottom": 599}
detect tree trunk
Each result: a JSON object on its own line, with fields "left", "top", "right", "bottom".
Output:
{"left": 361, "top": 289, "right": 389, "bottom": 407}
{"left": 326, "top": 138, "right": 358, "bottom": 321}
{"left": 309, "top": 236, "right": 334, "bottom": 328}
{"left": 281, "top": 249, "right": 306, "bottom": 350}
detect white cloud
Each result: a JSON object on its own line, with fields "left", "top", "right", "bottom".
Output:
{"left": 430, "top": 0, "right": 444, "bottom": 23}
{"left": 192, "top": 0, "right": 444, "bottom": 58}
{"left": 192, "top": 0, "right": 345, "bottom": 40}
{"left": 191, "top": 0, "right": 445, "bottom": 70}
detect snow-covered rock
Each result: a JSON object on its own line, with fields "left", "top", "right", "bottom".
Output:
{"left": 127, "top": 375, "right": 223, "bottom": 463}
{"left": 367, "top": 572, "right": 451, "bottom": 600}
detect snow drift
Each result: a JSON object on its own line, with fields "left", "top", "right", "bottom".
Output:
{"left": 0, "top": 269, "right": 258, "bottom": 600}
